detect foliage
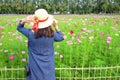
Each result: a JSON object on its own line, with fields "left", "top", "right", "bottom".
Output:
{"left": 0, "top": 0, "right": 120, "bottom": 14}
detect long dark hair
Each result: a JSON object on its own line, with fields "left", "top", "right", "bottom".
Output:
{"left": 34, "top": 26, "right": 54, "bottom": 38}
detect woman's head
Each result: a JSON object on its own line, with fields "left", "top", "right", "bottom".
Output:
{"left": 32, "top": 9, "right": 54, "bottom": 32}
{"left": 32, "top": 9, "right": 54, "bottom": 38}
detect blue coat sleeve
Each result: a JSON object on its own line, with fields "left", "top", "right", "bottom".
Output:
{"left": 54, "top": 31, "right": 64, "bottom": 42}
{"left": 17, "top": 20, "right": 30, "bottom": 38}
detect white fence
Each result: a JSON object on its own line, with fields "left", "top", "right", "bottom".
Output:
{"left": 0, "top": 66, "right": 120, "bottom": 80}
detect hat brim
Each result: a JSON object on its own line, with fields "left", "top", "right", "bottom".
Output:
{"left": 38, "top": 15, "right": 53, "bottom": 29}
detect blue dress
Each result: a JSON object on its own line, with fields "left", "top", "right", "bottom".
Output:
{"left": 17, "top": 21, "right": 64, "bottom": 80}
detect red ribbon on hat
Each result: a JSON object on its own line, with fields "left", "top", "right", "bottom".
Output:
{"left": 32, "top": 17, "right": 48, "bottom": 32}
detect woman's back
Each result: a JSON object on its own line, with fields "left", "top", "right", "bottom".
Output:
{"left": 17, "top": 9, "right": 64, "bottom": 80}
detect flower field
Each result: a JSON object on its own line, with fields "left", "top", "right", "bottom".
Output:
{"left": 0, "top": 14, "right": 120, "bottom": 79}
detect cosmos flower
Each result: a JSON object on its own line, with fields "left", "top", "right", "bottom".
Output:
{"left": 22, "top": 58, "right": 26, "bottom": 62}
{"left": 54, "top": 52, "right": 59, "bottom": 55}
{"left": 63, "top": 35, "right": 67, "bottom": 39}
{"left": 89, "top": 36, "right": 94, "bottom": 42}
{"left": 106, "top": 36, "right": 112, "bottom": 44}
{"left": 0, "top": 43, "right": 2, "bottom": 46}
{"left": 99, "top": 32, "right": 104, "bottom": 37}
{"left": 106, "top": 40, "right": 111, "bottom": 44}
{"left": 67, "top": 41, "right": 73, "bottom": 45}
{"left": 86, "top": 30, "right": 94, "bottom": 33}
{"left": 60, "top": 55, "right": 64, "bottom": 59}
{"left": 106, "top": 37, "right": 112, "bottom": 41}
{"left": 69, "top": 30, "right": 74, "bottom": 35}
{"left": 0, "top": 26, "right": 4, "bottom": 30}
{"left": 10, "top": 55, "right": 14, "bottom": 60}
{"left": 4, "top": 50, "right": 8, "bottom": 53}
{"left": 22, "top": 51, "right": 26, "bottom": 54}
{"left": 81, "top": 28, "right": 87, "bottom": 31}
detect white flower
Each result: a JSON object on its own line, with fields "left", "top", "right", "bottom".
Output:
{"left": 60, "top": 55, "right": 64, "bottom": 59}
{"left": 54, "top": 52, "right": 59, "bottom": 55}
{"left": 0, "top": 43, "right": 2, "bottom": 46}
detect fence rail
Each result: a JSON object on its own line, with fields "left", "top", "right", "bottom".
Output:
{"left": 0, "top": 66, "right": 120, "bottom": 80}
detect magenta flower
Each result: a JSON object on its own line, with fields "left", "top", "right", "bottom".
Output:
{"left": 10, "top": 55, "right": 14, "bottom": 60}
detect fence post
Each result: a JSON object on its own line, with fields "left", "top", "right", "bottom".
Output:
{"left": 82, "top": 66, "right": 83, "bottom": 80}
{"left": 5, "top": 66, "right": 6, "bottom": 79}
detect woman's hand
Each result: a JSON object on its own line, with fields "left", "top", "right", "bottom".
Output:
{"left": 53, "top": 19, "right": 60, "bottom": 31}
{"left": 21, "top": 15, "right": 35, "bottom": 24}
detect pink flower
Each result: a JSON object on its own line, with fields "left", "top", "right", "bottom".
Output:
{"left": 63, "top": 35, "right": 67, "bottom": 39}
{"left": 86, "top": 30, "right": 94, "bottom": 33}
{"left": 106, "top": 40, "right": 111, "bottom": 44}
{"left": 0, "top": 26, "right": 4, "bottom": 30}
{"left": 22, "top": 58, "right": 26, "bottom": 62}
{"left": 22, "top": 51, "right": 26, "bottom": 54}
{"left": 67, "top": 41, "right": 73, "bottom": 45}
{"left": 10, "top": 55, "right": 14, "bottom": 60}
{"left": 81, "top": 28, "right": 87, "bottom": 31}
{"left": 76, "top": 36, "right": 81, "bottom": 43}
{"left": 89, "top": 36, "right": 94, "bottom": 42}
{"left": 0, "top": 43, "right": 2, "bottom": 46}
{"left": 76, "top": 36, "right": 80, "bottom": 40}
{"left": 106, "top": 37, "right": 112, "bottom": 41}
{"left": 99, "top": 32, "right": 104, "bottom": 37}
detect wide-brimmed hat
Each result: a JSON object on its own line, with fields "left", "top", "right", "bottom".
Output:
{"left": 34, "top": 9, "right": 53, "bottom": 29}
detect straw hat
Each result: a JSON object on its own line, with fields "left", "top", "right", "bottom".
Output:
{"left": 34, "top": 9, "right": 53, "bottom": 29}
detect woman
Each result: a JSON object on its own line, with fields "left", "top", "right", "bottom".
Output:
{"left": 17, "top": 9, "right": 64, "bottom": 80}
